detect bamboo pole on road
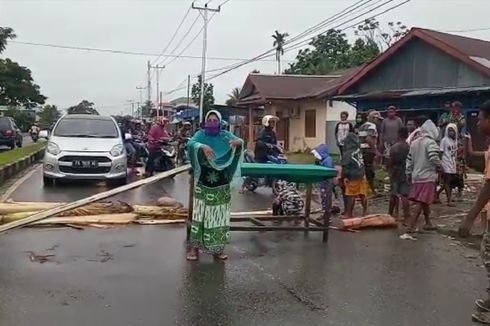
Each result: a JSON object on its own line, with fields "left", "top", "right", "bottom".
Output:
{"left": 0, "top": 164, "right": 191, "bottom": 233}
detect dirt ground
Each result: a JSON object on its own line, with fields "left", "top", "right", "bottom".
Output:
{"left": 311, "top": 172, "right": 486, "bottom": 250}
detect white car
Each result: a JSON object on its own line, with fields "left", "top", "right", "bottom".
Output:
{"left": 43, "top": 114, "right": 127, "bottom": 186}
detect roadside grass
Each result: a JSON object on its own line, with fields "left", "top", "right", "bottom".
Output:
{"left": 0, "top": 142, "right": 45, "bottom": 167}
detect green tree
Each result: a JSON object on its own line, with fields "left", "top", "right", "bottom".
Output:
{"left": 38, "top": 104, "right": 61, "bottom": 127}
{"left": 272, "top": 30, "right": 289, "bottom": 74}
{"left": 0, "top": 26, "right": 46, "bottom": 107}
{"left": 67, "top": 100, "right": 99, "bottom": 115}
{"left": 4, "top": 107, "right": 35, "bottom": 131}
{"left": 0, "top": 27, "right": 15, "bottom": 54}
{"left": 225, "top": 87, "right": 241, "bottom": 107}
{"left": 0, "top": 58, "right": 47, "bottom": 107}
{"left": 191, "top": 75, "right": 214, "bottom": 114}
{"left": 355, "top": 18, "right": 408, "bottom": 50}
{"left": 285, "top": 29, "right": 380, "bottom": 75}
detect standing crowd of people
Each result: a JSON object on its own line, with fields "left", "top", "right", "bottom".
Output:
{"left": 331, "top": 102, "right": 469, "bottom": 231}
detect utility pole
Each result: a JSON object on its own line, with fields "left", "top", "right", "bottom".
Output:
{"left": 136, "top": 86, "right": 145, "bottom": 119}
{"left": 192, "top": 2, "right": 221, "bottom": 123}
{"left": 127, "top": 100, "right": 136, "bottom": 118}
{"left": 186, "top": 75, "right": 191, "bottom": 108}
{"left": 153, "top": 65, "right": 165, "bottom": 119}
{"left": 186, "top": 75, "right": 191, "bottom": 119}
{"left": 147, "top": 61, "right": 152, "bottom": 104}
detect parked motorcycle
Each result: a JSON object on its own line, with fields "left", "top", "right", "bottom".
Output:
{"left": 152, "top": 139, "right": 177, "bottom": 173}
{"left": 242, "top": 144, "right": 287, "bottom": 194}
{"left": 176, "top": 137, "right": 190, "bottom": 165}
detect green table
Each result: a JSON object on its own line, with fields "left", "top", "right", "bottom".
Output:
{"left": 237, "top": 163, "right": 337, "bottom": 243}
{"left": 187, "top": 163, "right": 336, "bottom": 243}
{"left": 241, "top": 163, "right": 337, "bottom": 183}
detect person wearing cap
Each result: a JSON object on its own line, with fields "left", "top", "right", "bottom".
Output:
{"left": 381, "top": 106, "right": 403, "bottom": 160}
{"left": 145, "top": 117, "right": 171, "bottom": 177}
{"left": 359, "top": 111, "right": 382, "bottom": 196}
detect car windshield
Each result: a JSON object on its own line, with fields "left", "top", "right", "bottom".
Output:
{"left": 0, "top": 118, "right": 12, "bottom": 130}
{"left": 53, "top": 118, "right": 118, "bottom": 138}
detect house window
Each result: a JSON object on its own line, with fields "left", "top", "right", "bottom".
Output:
{"left": 305, "top": 109, "right": 316, "bottom": 138}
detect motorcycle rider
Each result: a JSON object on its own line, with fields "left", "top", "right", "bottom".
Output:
{"left": 29, "top": 123, "right": 40, "bottom": 135}
{"left": 177, "top": 121, "right": 192, "bottom": 164}
{"left": 145, "top": 117, "right": 171, "bottom": 177}
{"left": 119, "top": 118, "right": 138, "bottom": 171}
{"left": 254, "top": 115, "right": 279, "bottom": 163}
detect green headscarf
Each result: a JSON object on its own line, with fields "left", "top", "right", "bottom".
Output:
{"left": 187, "top": 110, "right": 243, "bottom": 186}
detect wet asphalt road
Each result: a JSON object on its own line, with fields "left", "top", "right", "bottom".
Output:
{"left": 1, "top": 168, "right": 487, "bottom": 325}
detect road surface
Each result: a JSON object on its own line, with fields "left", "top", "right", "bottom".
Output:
{"left": 0, "top": 168, "right": 486, "bottom": 326}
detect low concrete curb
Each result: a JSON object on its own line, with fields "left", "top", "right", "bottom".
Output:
{"left": 0, "top": 147, "right": 45, "bottom": 184}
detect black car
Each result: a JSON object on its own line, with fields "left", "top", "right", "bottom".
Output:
{"left": 0, "top": 117, "right": 23, "bottom": 149}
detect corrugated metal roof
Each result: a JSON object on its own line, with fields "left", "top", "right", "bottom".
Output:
{"left": 237, "top": 67, "right": 362, "bottom": 106}
{"left": 334, "top": 85, "right": 490, "bottom": 100}
{"left": 339, "top": 27, "right": 490, "bottom": 94}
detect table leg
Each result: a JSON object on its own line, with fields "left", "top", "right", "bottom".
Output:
{"left": 322, "top": 189, "right": 331, "bottom": 243}
{"left": 186, "top": 171, "right": 194, "bottom": 241}
{"left": 304, "top": 184, "right": 312, "bottom": 233}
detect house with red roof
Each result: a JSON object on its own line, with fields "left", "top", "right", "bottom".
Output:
{"left": 336, "top": 27, "right": 490, "bottom": 152}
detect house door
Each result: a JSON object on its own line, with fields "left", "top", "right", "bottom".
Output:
{"left": 275, "top": 111, "right": 289, "bottom": 150}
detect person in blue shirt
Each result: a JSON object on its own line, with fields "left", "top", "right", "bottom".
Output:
{"left": 312, "top": 144, "right": 338, "bottom": 213}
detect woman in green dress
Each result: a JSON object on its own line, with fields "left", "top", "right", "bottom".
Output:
{"left": 186, "top": 110, "right": 243, "bottom": 261}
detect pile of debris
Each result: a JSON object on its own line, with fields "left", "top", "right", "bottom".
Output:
{"left": 0, "top": 198, "right": 188, "bottom": 229}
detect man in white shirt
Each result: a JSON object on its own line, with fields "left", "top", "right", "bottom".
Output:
{"left": 335, "top": 111, "right": 353, "bottom": 155}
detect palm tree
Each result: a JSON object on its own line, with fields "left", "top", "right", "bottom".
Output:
{"left": 226, "top": 87, "right": 241, "bottom": 107}
{"left": 272, "top": 30, "right": 289, "bottom": 74}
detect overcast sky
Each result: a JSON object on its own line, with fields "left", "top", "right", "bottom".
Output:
{"left": 1, "top": 0, "right": 490, "bottom": 115}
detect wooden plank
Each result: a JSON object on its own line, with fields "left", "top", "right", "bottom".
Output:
{"left": 134, "top": 219, "right": 186, "bottom": 225}
{"left": 249, "top": 218, "right": 265, "bottom": 226}
{"left": 33, "top": 213, "right": 137, "bottom": 225}
{"left": 230, "top": 210, "right": 272, "bottom": 217}
{"left": 230, "top": 225, "right": 328, "bottom": 232}
{"left": 0, "top": 165, "right": 191, "bottom": 233}
{"left": 231, "top": 215, "right": 302, "bottom": 222}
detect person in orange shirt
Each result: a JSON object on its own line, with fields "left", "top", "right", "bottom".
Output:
{"left": 458, "top": 100, "right": 490, "bottom": 323}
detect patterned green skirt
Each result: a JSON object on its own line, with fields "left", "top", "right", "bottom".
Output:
{"left": 190, "top": 180, "right": 231, "bottom": 255}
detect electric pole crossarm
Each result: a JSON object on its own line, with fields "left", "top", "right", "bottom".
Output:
{"left": 192, "top": 2, "right": 221, "bottom": 123}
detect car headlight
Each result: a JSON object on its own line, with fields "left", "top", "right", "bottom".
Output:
{"left": 46, "top": 142, "right": 61, "bottom": 155}
{"left": 110, "top": 144, "right": 124, "bottom": 157}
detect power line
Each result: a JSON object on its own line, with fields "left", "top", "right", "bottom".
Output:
{"left": 165, "top": 0, "right": 410, "bottom": 94}
{"left": 286, "top": 0, "right": 375, "bottom": 45}
{"left": 8, "top": 40, "right": 279, "bottom": 62}
{"left": 206, "top": 0, "right": 411, "bottom": 82}
{"left": 163, "top": 12, "right": 217, "bottom": 68}
{"left": 151, "top": 4, "right": 193, "bottom": 65}
{"left": 445, "top": 27, "right": 490, "bottom": 33}
{"left": 284, "top": 0, "right": 399, "bottom": 53}
{"left": 157, "top": 14, "right": 201, "bottom": 66}
{"left": 194, "top": 0, "right": 384, "bottom": 78}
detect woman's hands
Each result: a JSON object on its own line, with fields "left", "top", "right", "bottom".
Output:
{"left": 201, "top": 145, "right": 215, "bottom": 159}
{"left": 229, "top": 139, "right": 242, "bottom": 149}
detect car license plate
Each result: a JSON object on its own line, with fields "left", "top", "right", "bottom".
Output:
{"left": 72, "top": 160, "right": 98, "bottom": 168}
